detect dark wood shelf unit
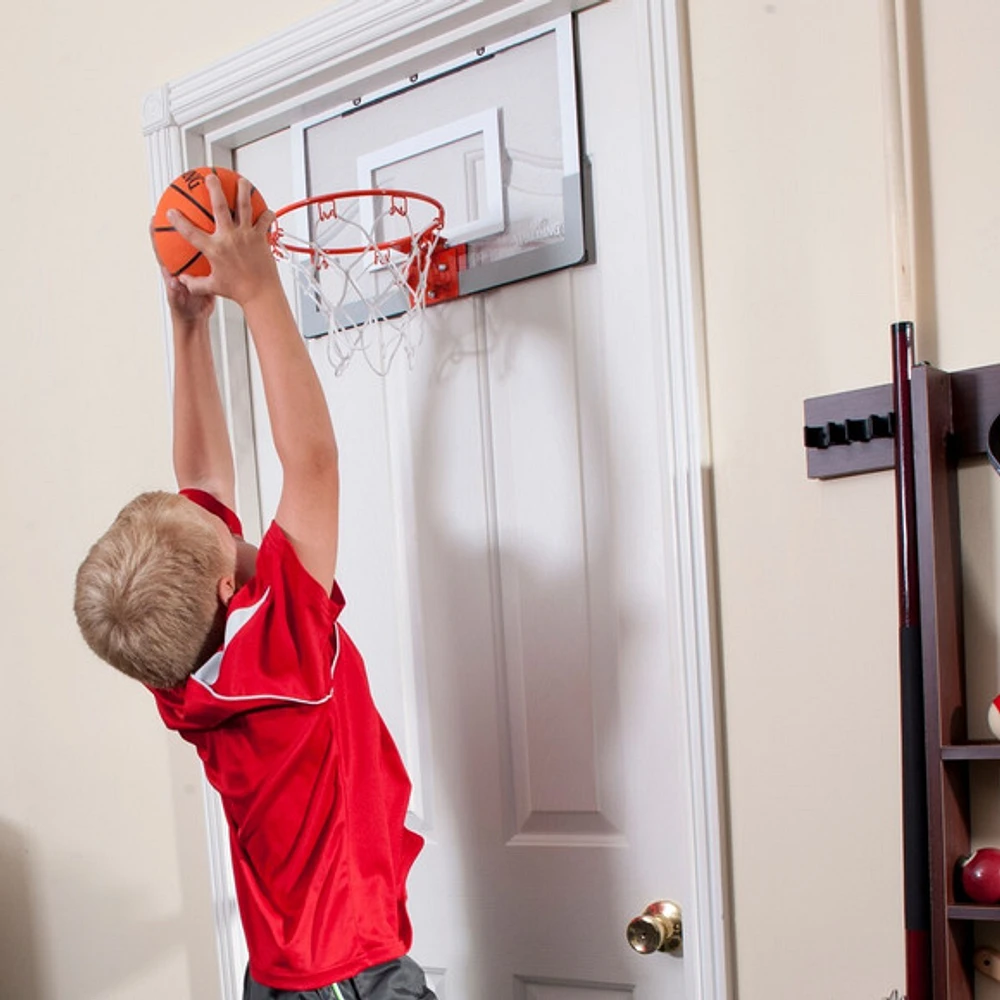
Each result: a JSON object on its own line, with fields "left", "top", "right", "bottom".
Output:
{"left": 911, "top": 364, "right": 973, "bottom": 999}
{"left": 941, "top": 744, "right": 1000, "bottom": 762}
{"left": 949, "top": 906, "right": 1000, "bottom": 923}
{"left": 805, "top": 360, "right": 1000, "bottom": 999}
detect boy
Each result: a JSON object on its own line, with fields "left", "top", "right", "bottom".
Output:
{"left": 74, "top": 174, "right": 435, "bottom": 1000}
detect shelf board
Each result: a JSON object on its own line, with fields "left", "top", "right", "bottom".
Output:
{"left": 949, "top": 904, "right": 1000, "bottom": 922}
{"left": 941, "top": 743, "right": 1000, "bottom": 761}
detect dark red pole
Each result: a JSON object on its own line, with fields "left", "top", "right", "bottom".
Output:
{"left": 891, "top": 319, "right": 931, "bottom": 1000}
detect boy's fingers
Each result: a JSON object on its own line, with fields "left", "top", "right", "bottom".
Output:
{"left": 255, "top": 208, "right": 277, "bottom": 234}
{"left": 166, "top": 208, "right": 210, "bottom": 250}
{"left": 236, "top": 177, "right": 252, "bottom": 226}
{"left": 178, "top": 273, "right": 214, "bottom": 297}
{"left": 205, "top": 173, "right": 234, "bottom": 230}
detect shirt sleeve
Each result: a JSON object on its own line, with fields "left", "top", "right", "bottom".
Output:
{"left": 179, "top": 488, "right": 244, "bottom": 537}
{"left": 178, "top": 522, "right": 346, "bottom": 723}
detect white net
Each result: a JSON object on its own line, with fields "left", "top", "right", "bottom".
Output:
{"left": 269, "top": 190, "right": 445, "bottom": 376}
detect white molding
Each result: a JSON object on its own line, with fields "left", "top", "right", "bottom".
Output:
{"left": 202, "top": 783, "right": 248, "bottom": 1000}
{"left": 147, "top": 0, "right": 604, "bottom": 132}
{"left": 143, "top": 2, "right": 729, "bottom": 999}
{"left": 639, "top": 1, "right": 731, "bottom": 998}
{"left": 140, "top": 85, "right": 172, "bottom": 134}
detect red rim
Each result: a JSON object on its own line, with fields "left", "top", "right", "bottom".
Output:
{"left": 271, "top": 188, "right": 446, "bottom": 257}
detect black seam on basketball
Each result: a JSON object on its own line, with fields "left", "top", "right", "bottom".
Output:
{"left": 169, "top": 184, "right": 216, "bottom": 225}
{"left": 174, "top": 251, "right": 204, "bottom": 276}
{"left": 152, "top": 226, "right": 175, "bottom": 233}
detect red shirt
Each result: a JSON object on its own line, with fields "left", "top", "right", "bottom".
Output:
{"left": 150, "top": 492, "right": 423, "bottom": 989}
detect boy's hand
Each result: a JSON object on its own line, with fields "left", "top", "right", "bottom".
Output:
{"left": 160, "top": 265, "right": 216, "bottom": 326}
{"left": 149, "top": 223, "right": 216, "bottom": 326}
{"left": 167, "top": 174, "right": 278, "bottom": 309}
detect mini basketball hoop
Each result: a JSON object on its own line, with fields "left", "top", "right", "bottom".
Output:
{"left": 269, "top": 189, "right": 463, "bottom": 375}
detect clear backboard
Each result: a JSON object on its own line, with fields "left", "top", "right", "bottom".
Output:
{"left": 281, "top": 18, "right": 590, "bottom": 338}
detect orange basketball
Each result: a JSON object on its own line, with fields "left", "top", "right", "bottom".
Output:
{"left": 152, "top": 166, "right": 268, "bottom": 277}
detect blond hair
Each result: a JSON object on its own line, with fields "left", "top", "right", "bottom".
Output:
{"left": 74, "top": 491, "right": 229, "bottom": 688}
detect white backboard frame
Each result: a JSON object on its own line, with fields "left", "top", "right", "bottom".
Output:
{"left": 357, "top": 107, "right": 505, "bottom": 246}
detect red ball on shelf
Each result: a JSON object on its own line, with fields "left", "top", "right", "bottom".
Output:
{"left": 959, "top": 848, "right": 1000, "bottom": 904}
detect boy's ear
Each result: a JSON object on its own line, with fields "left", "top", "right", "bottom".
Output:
{"left": 217, "top": 575, "right": 237, "bottom": 606}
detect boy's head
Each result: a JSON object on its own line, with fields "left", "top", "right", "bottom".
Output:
{"left": 74, "top": 491, "right": 239, "bottom": 688}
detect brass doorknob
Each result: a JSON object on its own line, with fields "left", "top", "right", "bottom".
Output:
{"left": 626, "top": 900, "right": 683, "bottom": 954}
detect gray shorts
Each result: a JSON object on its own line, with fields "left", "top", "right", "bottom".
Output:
{"left": 243, "top": 956, "right": 438, "bottom": 1000}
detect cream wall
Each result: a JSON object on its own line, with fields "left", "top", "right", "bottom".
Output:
{"left": 688, "top": 1, "right": 1000, "bottom": 998}
{"left": 4, "top": 1, "right": 998, "bottom": 999}
{"left": 0, "top": 1, "right": 330, "bottom": 998}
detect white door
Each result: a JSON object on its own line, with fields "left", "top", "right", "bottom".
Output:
{"left": 148, "top": 1, "right": 725, "bottom": 997}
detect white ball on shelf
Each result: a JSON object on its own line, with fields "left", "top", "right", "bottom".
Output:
{"left": 988, "top": 699, "right": 1000, "bottom": 741}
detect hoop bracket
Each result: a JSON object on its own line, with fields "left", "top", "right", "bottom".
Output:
{"left": 423, "top": 244, "right": 466, "bottom": 305}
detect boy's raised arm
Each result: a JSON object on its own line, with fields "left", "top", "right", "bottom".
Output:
{"left": 161, "top": 271, "right": 236, "bottom": 509}
{"left": 168, "top": 175, "right": 340, "bottom": 592}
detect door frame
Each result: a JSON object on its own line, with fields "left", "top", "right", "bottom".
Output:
{"left": 142, "top": 2, "right": 729, "bottom": 998}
